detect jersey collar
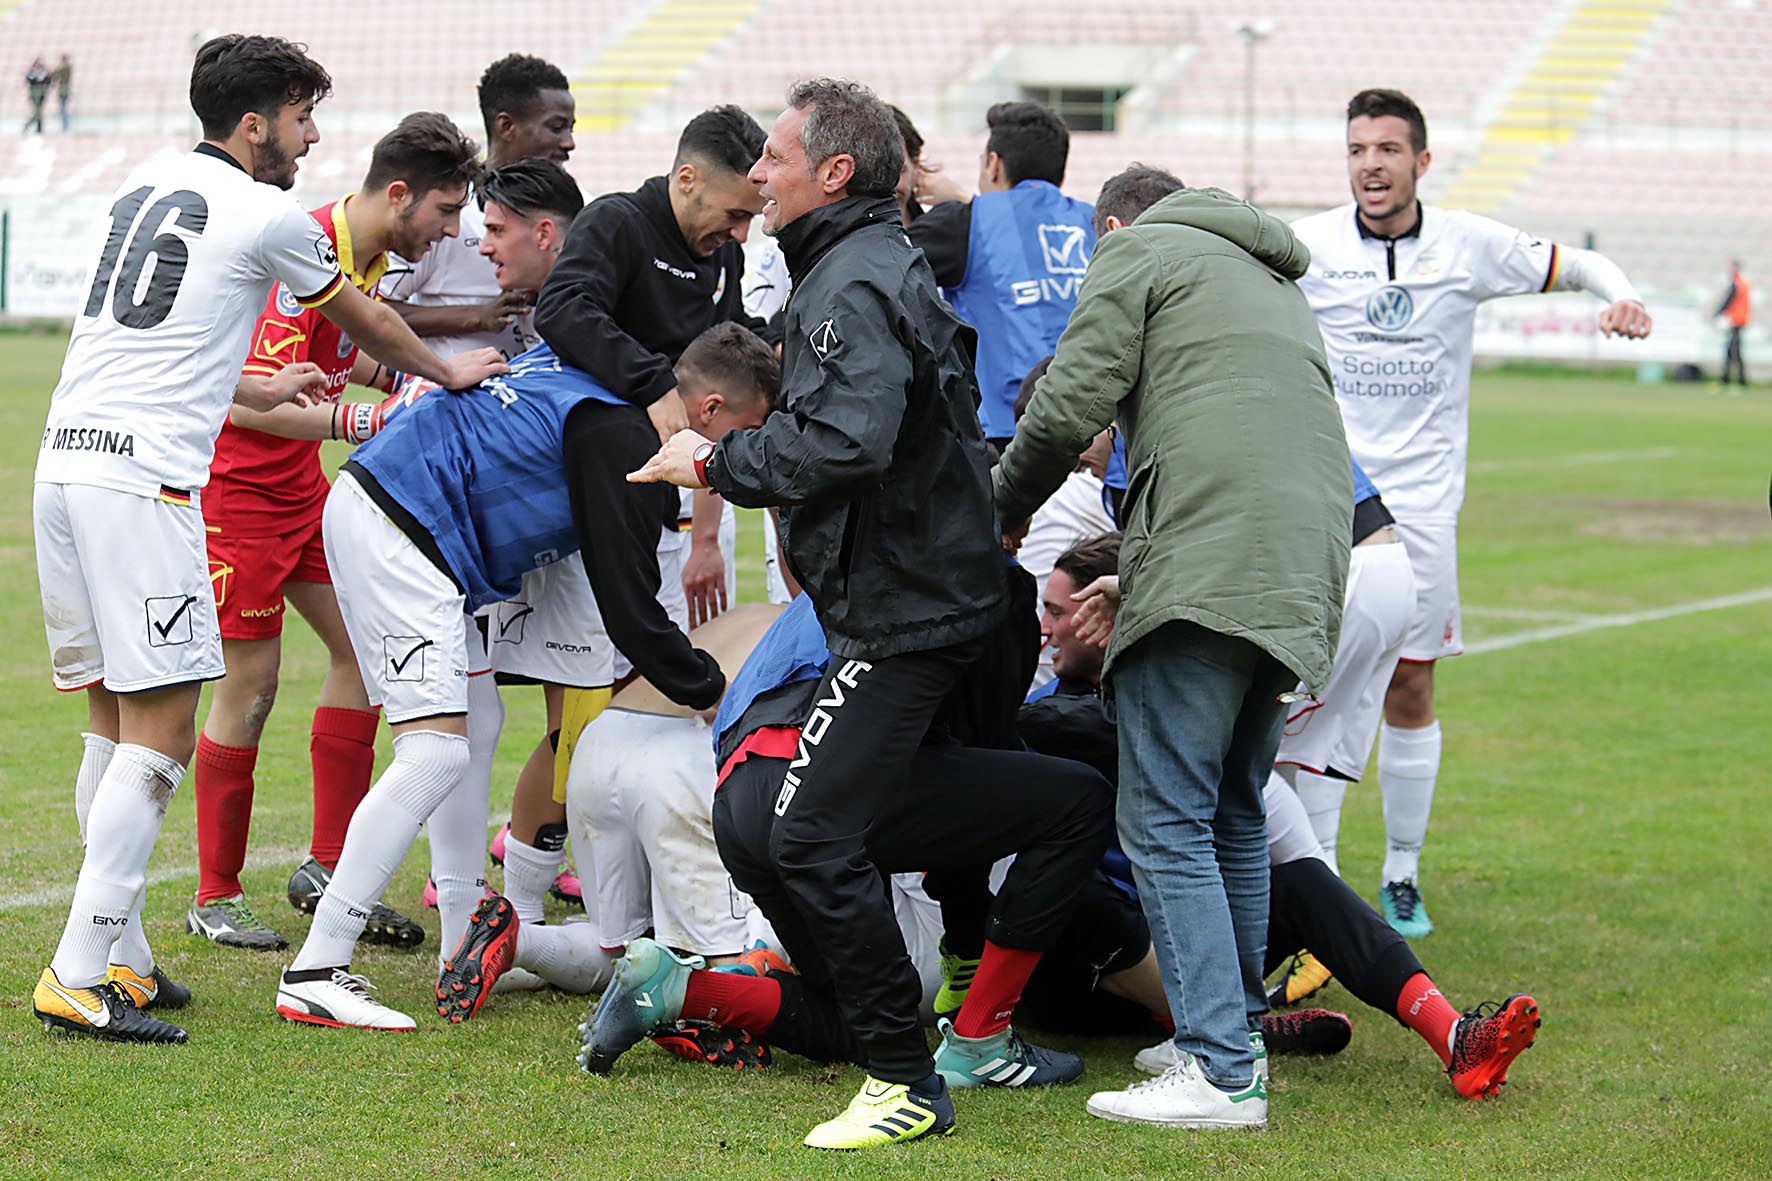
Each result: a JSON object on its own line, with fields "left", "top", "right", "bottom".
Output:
{"left": 1356, "top": 200, "right": 1423, "bottom": 243}
{"left": 329, "top": 194, "right": 390, "bottom": 294}
{"left": 193, "top": 141, "right": 248, "bottom": 174}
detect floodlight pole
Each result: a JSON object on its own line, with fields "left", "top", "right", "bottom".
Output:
{"left": 1235, "top": 21, "right": 1271, "bottom": 202}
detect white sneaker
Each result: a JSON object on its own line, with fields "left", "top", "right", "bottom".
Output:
{"left": 1134, "top": 1037, "right": 1181, "bottom": 1076}
{"left": 1135, "top": 1032, "right": 1268, "bottom": 1084}
{"left": 276, "top": 968, "right": 416, "bottom": 1032}
{"left": 1087, "top": 1052, "right": 1267, "bottom": 1129}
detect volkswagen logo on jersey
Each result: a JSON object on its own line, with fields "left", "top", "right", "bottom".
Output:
{"left": 1038, "top": 224, "right": 1089, "bottom": 275}
{"left": 1365, "top": 285, "right": 1415, "bottom": 332}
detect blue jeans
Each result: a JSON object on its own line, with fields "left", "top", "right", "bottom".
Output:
{"left": 1114, "top": 620, "right": 1294, "bottom": 1090}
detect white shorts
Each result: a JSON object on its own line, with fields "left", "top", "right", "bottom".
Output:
{"left": 1275, "top": 539, "right": 1416, "bottom": 779}
{"left": 323, "top": 472, "right": 489, "bottom": 724}
{"left": 34, "top": 482, "right": 225, "bottom": 693}
{"left": 612, "top": 527, "right": 692, "bottom": 682}
{"left": 891, "top": 872, "right": 947, "bottom": 1023}
{"left": 1394, "top": 517, "right": 1461, "bottom": 662}
{"left": 486, "top": 553, "right": 615, "bottom": 689}
{"left": 568, "top": 708, "right": 750, "bottom": 955}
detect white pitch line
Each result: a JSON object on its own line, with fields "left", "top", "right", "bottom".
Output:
{"left": 1465, "top": 587, "right": 1772, "bottom": 655}
{"left": 1463, "top": 605, "right": 1605, "bottom": 623}
{"left": 0, "top": 814, "right": 510, "bottom": 912}
{"left": 1468, "top": 446, "right": 1677, "bottom": 474}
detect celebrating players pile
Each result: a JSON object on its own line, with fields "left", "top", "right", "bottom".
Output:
{"left": 31, "top": 33, "right": 1651, "bottom": 1149}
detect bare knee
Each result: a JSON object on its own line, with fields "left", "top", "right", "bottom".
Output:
{"left": 1385, "top": 661, "right": 1436, "bottom": 728}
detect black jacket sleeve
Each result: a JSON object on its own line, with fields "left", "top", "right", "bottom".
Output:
{"left": 562, "top": 402, "right": 725, "bottom": 709}
{"left": 1716, "top": 278, "right": 1739, "bottom": 319}
{"left": 535, "top": 198, "right": 678, "bottom": 408}
{"left": 906, "top": 200, "right": 971, "bottom": 288}
{"left": 706, "top": 278, "right": 912, "bottom": 508}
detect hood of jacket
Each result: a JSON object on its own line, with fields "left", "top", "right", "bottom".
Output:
{"left": 1133, "top": 186, "right": 1311, "bottom": 279}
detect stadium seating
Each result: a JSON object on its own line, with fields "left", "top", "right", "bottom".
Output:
{"left": 2, "top": 0, "right": 1769, "bottom": 294}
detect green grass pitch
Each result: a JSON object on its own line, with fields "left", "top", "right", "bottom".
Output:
{"left": 0, "top": 329, "right": 1766, "bottom": 1179}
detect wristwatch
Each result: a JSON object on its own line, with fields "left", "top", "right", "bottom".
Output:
{"left": 692, "top": 441, "right": 716, "bottom": 487}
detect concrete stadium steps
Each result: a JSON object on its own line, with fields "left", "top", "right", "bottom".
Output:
{"left": 1444, "top": 0, "right": 1669, "bottom": 213}
{"left": 571, "top": 0, "right": 761, "bottom": 133}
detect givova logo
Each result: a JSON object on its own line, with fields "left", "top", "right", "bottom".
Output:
{"left": 1038, "top": 224, "right": 1089, "bottom": 274}
{"left": 1365, "top": 285, "right": 1415, "bottom": 331}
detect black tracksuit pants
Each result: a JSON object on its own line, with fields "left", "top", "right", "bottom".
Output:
{"left": 712, "top": 734, "right": 1114, "bottom": 1081}
{"left": 1265, "top": 856, "right": 1427, "bottom": 1024}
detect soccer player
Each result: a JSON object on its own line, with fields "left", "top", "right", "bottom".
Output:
{"left": 188, "top": 112, "right": 488, "bottom": 954}
{"left": 1037, "top": 534, "right": 1543, "bottom": 1102}
{"left": 273, "top": 324, "right": 775, "bottom": 1032}
{"left": 30, "top": 34, "right": 506, "bottom": 1044}
{"left": 377, "top": 54, "right": 582, "bottom": 918}
{"left": 1292, "top": 89, "right": 1653, "bottom": 935}
{"left": 628, "top": 79, "right": 1015, "bottom": 1150}
{"left": 480, "top": 105, "right": 778, "bottom": 941}
{"left": 379, "top": 54, "right": 574, "bottom": 357}
{"left": 908, "top": 100, "right": 1094, "bottom": 451}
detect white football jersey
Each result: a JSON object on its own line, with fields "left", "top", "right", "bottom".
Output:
{"left": 37, "top": 145, "right": 344, "bottom": 496}
{"left": 741, "top": 236, "right": 791, "bottom": 323}
{"left": 1292, "top": 203, "right": 1557, "bottom": 521}
{"left": 379, "top": 197, "right": 537, "bottom": 359}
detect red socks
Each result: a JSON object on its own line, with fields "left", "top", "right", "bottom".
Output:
{"left": 953, "top": 942, "right": 1043, "bottom": 1038}
{"left": 194, "top": 735, "right": 258, "bottom": 904}
{"left": 681, "top": 970, "right": 783, "bottom": 1034}
{"left": 309, "top": 707, "right": 379, "bottom": 870}
{"left": 1396, "top": 971, "right": 1460, "bottom": 1066}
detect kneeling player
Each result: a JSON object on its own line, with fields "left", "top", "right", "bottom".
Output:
{"left": 579, "top": 594, "right": 1116, "bottom": 1148}
{"left": 273, "top": 325, "right": 775, "bottom": 1031}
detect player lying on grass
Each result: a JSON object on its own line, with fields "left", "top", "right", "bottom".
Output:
{"left": 273, "top": 324, "right": 775, "bottom": 1032}
{"left": 578, "top": 592, "right": 1116, "bottom": 1149}
{"left": 1035, "top": 533, "right": 1542, "bottom": 1103}
{"left": 31, "top": 34, "right": 507, "bottom": 1045}
{"left": 188, "top": 112, "right": 490, "bottom": 956}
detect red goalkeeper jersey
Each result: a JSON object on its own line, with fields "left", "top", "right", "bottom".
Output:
{"left": 206, "top": 197, "right": 387, "bottom": 536}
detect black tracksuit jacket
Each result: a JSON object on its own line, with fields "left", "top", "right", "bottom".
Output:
{"left": 534, "top": 175, "right": 778, "bottom": 401}
{"left": 705, "top": 196, "right": 1006, "bottom": 660}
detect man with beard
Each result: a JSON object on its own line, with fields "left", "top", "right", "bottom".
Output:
{"left": 186, "top": 112, "right": 501, "bottom": 955}
{"left": 30, "top": 36, "right": 505, "bottom": 1043}
{"left": 1291, "top": 89, "right": 1651, "bottom": 936}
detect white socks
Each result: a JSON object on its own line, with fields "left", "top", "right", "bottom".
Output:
{"left": 291, "top": 729, "right": 469, "bottom": 972}
{"left": 52, "top": 743, "right": 182, "bottom": 987}
{"left": 1293, "top": 769, "right": 1349, "bottom": 876}
{"left": 515, "top": 920, "right": 615, "bottom": 994}
{"left": 428, "top": 676, "right": 503, "bottom": 960}
{"left": 1379, "top": 721, "right": 1441, "bottom": 886}
{"left": 501, "top": 833, "right": 560, "bottom": 927}
{"left": 74, "top": 731, "right": 115, "bottom": 845}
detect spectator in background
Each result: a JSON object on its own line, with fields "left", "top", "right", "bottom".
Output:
{"left": 994, "top": 164, "right": 1352, "bottom": 1130}
{"left": 23, "top": 57, "right": 50, "bottom": 134}
{"left": 1716, "top": 259, "right": 1751, "bottom": 386}
{"left": 909, "top": 101, "right": 1095, "bottom": 450}
{"left": 52, "top": 54, "right": 72, "bottom": 133}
